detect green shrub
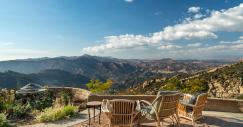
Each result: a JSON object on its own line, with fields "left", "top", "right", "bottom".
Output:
{"left": 24, "top": 90, "right": 54, "bottom": 111}
{"left": 3, "top": 103, "right": 31, "bottom": 119}
{"left": 161, "top": 77, "right": 208, "bottom": 94}
{"left": 161, "top": 78, "right": 181, "bottom": 91}
{"left": 0, "top": 102, "right": 4, "bottom": 112}
{"left": 30, "top": 95, "right": 53, "bottom": 111}
{"left": 182, "top": 78, "right": 208, "bottom": 93}
{"left": 0, "top": 113, "right": 9, "bottom": 127}
{"left": 86, "top": 79, "right": 112, "bottom": 94}
{"left": 60, "top": 90, "right": 73, "bottom": 105}
{"left": 63, "top": 105, "right": 77, "bottom": 116}
{"left": 12, "top": 103, "right": 31, "bottom": 118}
{"left": 36, "top": 105, "right": 78, "bottom": 122}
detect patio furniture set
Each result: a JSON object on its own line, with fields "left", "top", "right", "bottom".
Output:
{"left": 87, "top": 91, "right": 208, "bottom": 127}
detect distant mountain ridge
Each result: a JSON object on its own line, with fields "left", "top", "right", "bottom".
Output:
{"left": 0, "top": 54, "right": 230, "bottom": 89}
{"left": 0, "top": 70, "right": 90, "bottom": 89}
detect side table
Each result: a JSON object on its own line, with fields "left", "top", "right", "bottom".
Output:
{"left": 86, "top": 101, "right": 102, "bottom": 125}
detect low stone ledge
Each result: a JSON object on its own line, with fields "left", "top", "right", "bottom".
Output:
{"left": 88, "top": 94, "right": 157, "bottom": 103}
{"left": 42, "top": 88, "right": 243, "bottom": 113}
{"left": 88, "top": 95, "right": 243, "bottom": 113}
{"left": 205, "top": 97, "right": 243, "bottom": 113}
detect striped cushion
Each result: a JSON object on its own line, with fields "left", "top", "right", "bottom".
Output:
{"left": 140, "top": 106, "right": 156, "bottom": 120}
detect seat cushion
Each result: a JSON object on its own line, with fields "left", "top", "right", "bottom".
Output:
{"left": 140, "top": 106, "right": 156, "bottom": 120}
{"left": 188, "top": 95, "right": 197, "bottom": 104}
{"left": 183, "top": 94, "right": 197, "bottom": 105}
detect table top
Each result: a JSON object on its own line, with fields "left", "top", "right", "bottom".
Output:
{"left": 87, "top": 101, "right": 102, "bottom": 107}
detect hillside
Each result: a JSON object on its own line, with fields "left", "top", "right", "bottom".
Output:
{"left": 128, "top": 62, "right": 243, "bottom": 98}
{"left": 0, "top": 55, "right": 229, "bottom": 89}
{"left": 0, "top": 70, "right": 90, "bottom": 89}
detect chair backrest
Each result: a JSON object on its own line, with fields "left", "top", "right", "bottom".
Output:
{"left": 194, "top": 93, "right": 207, "bottom": 106}
{"left": 152, "top": 91, "right": 181, "bottom": 118}
{"left": 193, "top": 93, "right": 207, "bottom": 115}
{"left": 108, "top": 99, "right": 137, "bottom": 126}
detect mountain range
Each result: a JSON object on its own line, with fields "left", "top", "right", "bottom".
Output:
{"left": 0, "top": 54, "right": 231, "bottom": 90}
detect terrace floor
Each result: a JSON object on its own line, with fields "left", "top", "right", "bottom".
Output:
{"left": 73, "top": 110, "right": 243, "bottom": 127}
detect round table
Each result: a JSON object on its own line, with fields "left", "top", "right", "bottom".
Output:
{"left": 86, "top": 101, "right": 102, "bottom": 125}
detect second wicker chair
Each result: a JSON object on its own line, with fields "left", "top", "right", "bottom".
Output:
{"left": 140, "top": 91, "right": 181, "bottom": 127}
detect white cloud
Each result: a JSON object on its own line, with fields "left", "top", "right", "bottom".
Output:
{"left": 83, "top": 3, "right": 243, "bottom": 53}
{"left": 158, "top": 44, "right": 182, "bottom": 50}
{"left": 194, "top": 13, "right": 204, "bottom": 19}
{"left": 166, "top": 44, "right": 230, "bottom": 59}
{"left": 239, "top": 36, "right": 243, "bottom": 39}
{"left": 231, "top": 44, "right": 243, "bottom": 49}
{"left": 170, "top": 38, "right": 243, "bottom": 59}
{"left": 83, "top": 34, "right": 152, "bottom": 53}
{"left": 220, "top": 38, "right": 243, "bottom": 44}
{"left": 187, "top": 43, "right": 202, "bottom": 47}
{"left": 188, "top": 6, "right": 201, "bottom": 13}
{"left": 124, "top": 0, "right": 134, "bottom": 3}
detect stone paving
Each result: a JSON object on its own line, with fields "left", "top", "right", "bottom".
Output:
{"left": 73, "top": 111, "right": 243, "bottom": 127}
{"left": 20, "top": 109, "right": 243, "bottom": 127}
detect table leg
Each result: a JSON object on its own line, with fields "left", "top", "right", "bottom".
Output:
{"left": 99, "top": 106, "right": 101, "bottom": 124}
{"left": 88, "top": 108, "right": 90, "bottom": 125}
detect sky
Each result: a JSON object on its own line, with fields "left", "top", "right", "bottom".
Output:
{"left": 0, "top": 0, "right": 243, "bottom": 60}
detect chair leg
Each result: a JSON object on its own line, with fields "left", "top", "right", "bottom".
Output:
{"left": 170, "top": 116, "right": 175, "bottom": 126}
{"left": 176, "top": 112, "right": 180, "bottom": 127}
{"left": 137, "top": 113, "right": 141, "bottom": 126}
{"left": 192, "top": 119, "right": 196, "bottom": 127}
{"left": 156, "top": 117, "right": 161, "bottom": 127}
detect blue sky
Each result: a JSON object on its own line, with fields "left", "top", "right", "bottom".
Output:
{"left": 0, "top": 0, "right": 243, "bottom": 60}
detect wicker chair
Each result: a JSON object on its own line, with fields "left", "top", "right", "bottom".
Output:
{"left": 102, "top": 99, "right": 140, "bottom": 127}
{"left": 140, "top": 91, "right": 181, "bottom": 127}
{"left": 178, "top": 93, "right": 208, "bottom": 126}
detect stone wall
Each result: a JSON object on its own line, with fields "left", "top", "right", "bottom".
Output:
{"left": 45, "top": 88, "right": 243, "bottom": 113}
{"left": 205, "top": 98, "right": 243, "bottom": 113}
{"left": 88, "top": 94, "right": 156, "bottom": 103}
{"left": 88, "top": 94, "right": 243, "bottom": 113}
{"left": 48, "top": 87, "right": 90, "bottom": 102}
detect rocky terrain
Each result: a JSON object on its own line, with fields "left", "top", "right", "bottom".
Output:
{"left": 129, "top": 62, "right": 243, "bottom": 98}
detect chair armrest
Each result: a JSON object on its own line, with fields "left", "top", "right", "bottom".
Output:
{"left": 135, "top": 100, "right": 141, "bottom": 112}
{"left": 179, "top": 100, "right": 195, "bottom": 107}
{"left": 140, "top": 100, "right": 152, "bottom": 106}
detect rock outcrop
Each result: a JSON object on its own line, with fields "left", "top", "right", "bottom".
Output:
{"left": 208, "top": 78, "right": 241, "bottom": 98}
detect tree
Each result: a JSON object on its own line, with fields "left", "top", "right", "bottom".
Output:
{"left": 86, "top": 79, "right": 112, "bottom": 94}
{"left": 181, "top": 78, "right": 208, "bottom": 93}
{"left": 161, "top": 77, "right": 208, "bottom": 94}
{"left": 161, "top": 77, "right": 181, "bottom": 91}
